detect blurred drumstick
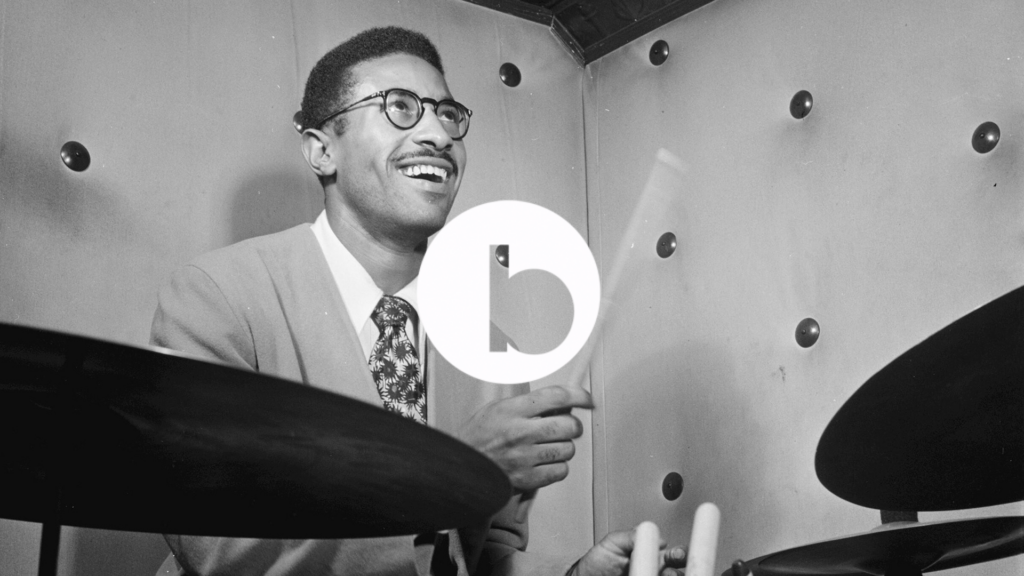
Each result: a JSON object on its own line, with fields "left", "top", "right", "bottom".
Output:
{"left": 564, "top": 148, "right": 688, "bottom": 390}
{"left": 516, "top": 150, "right": 689, "bottom": 520}
{"left": 629, "top": 521, "right": 661, "bottom": 576}
{"left": 685, "top": 503, "right": 721, "bottom": 576}
{"left": 517, "top": 150, "right": 688, "bottom": 521}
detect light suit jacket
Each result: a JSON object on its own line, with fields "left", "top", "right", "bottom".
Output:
{"left": 150, "top": 224, "right": 572, "bottom": 576}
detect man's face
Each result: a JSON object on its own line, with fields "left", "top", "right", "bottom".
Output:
{"left": 328, "top": 53, "right": 467, "bottom": 246}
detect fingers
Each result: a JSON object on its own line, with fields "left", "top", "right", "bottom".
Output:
{"left": 510, "top": 462, "right": 569, "bottom": 491}
{"left": 506, "top": 441, "right": 576, "bottom": 491}
{"left": 472, "top": 387, "right": 588, "bottom": 445}
{"left": 576, "top": 526, "right": 685, "bottom": 576}
{"left": 596, "top": 529, "right": 636, "bottom": 556}
{"left": 663, "top": 546, "right": 687, "bottom": 568}
{"left": 589, "top": 526, "right": 651, "bottom": 559}
{"left": 537, "top": 440, "right": 576, "bottom": 464}
{"left": 517, "top": 385, "right": 595, "bottom": 417}
{"left": 537, "top": 412, "right": 585, "bottom": 442}
{"left": 496, "top": 398, "right": 585, "bottom": 444}
{"left": 630, "top": 524, "right": 686, "bottom": 576}
{"left": 458, "top": 386, "right": 590, "bottom": 492}
{"left": 516, "top": 439, "right": 577, "bottom": 467}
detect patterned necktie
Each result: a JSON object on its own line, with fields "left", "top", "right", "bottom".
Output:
{"left": 368, "top": 295, "right": 426, "bottom": 423}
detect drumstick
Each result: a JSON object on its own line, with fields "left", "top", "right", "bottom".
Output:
{"left": 684, "top": 503, "right": 721, "bottom": 576}
{"left": 565, "top": 148, "right": 688, "bottom": 390}
{"left": 518, "top": 150, "right": 688, "bottom": 520}
{"left": 629, "top": 521, "right": 661, "bottom": 576}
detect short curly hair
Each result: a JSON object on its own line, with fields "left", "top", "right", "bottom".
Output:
{"left": 301, "top": 26, "right": 444, "bottom": 135}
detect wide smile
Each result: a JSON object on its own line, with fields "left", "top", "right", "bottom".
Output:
{"left": 399, "top": 163, "right": 451, "bottom": 184}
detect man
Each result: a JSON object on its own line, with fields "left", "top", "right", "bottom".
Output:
{"left": 153, "top": 26, "right": 685, "bottom": 576}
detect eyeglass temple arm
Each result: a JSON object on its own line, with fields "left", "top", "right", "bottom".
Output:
{"left": 312, "top": 91, "right": 386, "bottom": 130}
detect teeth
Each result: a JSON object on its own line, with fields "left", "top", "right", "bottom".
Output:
{"left": 401, "top": 164, "right": 449, "bottom": 181}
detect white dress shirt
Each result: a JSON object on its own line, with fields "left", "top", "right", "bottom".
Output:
{"left": 311, "top": 212, "right": 441, "bottom": 573}
{"left": 310, "top": 211, "right": 422, "bottom": 363}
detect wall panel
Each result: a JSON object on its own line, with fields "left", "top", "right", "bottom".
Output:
{"left": 585, "top": 1, "right": 1023, "bottom": 575}
{"left": 0, "top": 1, "right": 589, "bottom": 574}
{"left": 6, "top": 0, "right": 1020, "bottom": 574}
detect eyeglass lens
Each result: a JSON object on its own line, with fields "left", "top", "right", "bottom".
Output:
{"left": 384, "top": 90, "right": 468, "bottom": 138}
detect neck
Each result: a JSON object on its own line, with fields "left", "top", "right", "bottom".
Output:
{"left": 325, "top": 204, "right": 426, "bottom": 295}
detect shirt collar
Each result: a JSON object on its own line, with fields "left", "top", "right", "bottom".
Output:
{"left": 311, "top": 211, "right": 419, "bottom": 334}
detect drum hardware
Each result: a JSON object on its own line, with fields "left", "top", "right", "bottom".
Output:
{"left": 0, "top": 322, "right": 510, "bottom": 576}
{"left": 725, "top": 285, "right": 1024, "bottom": 575}
{"left": 815, "top": 285, "right": 1024, "bottom": 512}
{"left": 730, "top": 516, "right": 1024, "bottom": 576}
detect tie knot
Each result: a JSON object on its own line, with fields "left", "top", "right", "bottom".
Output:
{"left": 372, "top": 295, "right": 416, "bottom": 329}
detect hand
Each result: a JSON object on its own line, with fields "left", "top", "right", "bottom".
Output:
{"left": 571, "top": 526, "right": 687, "bottom": 576}
{"left": 457, "top": 385, "right": 594, "bottom": 492}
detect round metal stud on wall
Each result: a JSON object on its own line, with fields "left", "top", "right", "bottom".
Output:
{"left": 972, "top": 121, "right": 1000, "bottom": 153}
{"left": 650, "top": 40, "right": 670, "bottom": 66}
{"left": 499, "top": 63, "right": 521, "bottom": 87}
{"left": 790, "top": 90, "right": 813, "bottom": 119}
{"left": 292, "top": 111, "right": 304, "bottom": 133}
{"left": 59, "top": 141, "right": 91, "bottom": 172}
{"left": 494, "top": 244, "right": 509, "bottom": 268}
{"left": 656, "top": 232, "right": 677, "bottom": 258}
{"left": 795, "top": 318, "right": 820, "bottom": 348}
{"left": 662, "top": 472, "right": 683, "bottom": 501}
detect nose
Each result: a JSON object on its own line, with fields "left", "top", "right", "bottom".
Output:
{"left": 411, "top": 105, "right": 455, "bottom": 151}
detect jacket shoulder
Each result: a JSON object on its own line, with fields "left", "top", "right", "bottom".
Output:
{"left": 189, "top": 224, "right": 317, "bottom": 279}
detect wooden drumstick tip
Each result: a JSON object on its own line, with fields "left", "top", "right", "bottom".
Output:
{"left": 629, "top": 521, "right": 661, "bottom": 576}
{"left": 684, "top": 503, "right": 721, "bottom": 576}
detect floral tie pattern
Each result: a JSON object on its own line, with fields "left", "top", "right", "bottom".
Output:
{"left": 368, "top": 295, "right": 426, "bottom": 423}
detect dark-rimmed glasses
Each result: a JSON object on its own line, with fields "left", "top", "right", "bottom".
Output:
{"left": 314, "top": 88, "right": 472, "bottom": 140}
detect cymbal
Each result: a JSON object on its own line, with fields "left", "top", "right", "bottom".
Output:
{"left": 735, "top": 516, "right": 1024, "bottom": 576}
{"left": 0, "top": 322, "right": 511, "bottom": 538}
{"left": 815, "top": 285, "right": 1024, "bottom": 511}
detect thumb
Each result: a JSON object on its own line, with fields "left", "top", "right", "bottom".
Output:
{"left": 596, "top": 529, "right": 635, "bottom": 557}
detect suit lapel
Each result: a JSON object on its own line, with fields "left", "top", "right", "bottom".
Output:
{"left": 255, "top": 225, "right": 381, "bottom": 405}
{"left": 252, "top": 226, "right": 525, "bottom": 576}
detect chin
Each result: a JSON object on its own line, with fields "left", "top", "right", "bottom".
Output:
{"left": 401, "top": 212, "right": 449, "bottom": 239}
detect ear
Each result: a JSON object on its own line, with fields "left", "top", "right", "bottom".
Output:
{"left": 301, "top": 128, "right": 337, "bottom": 177}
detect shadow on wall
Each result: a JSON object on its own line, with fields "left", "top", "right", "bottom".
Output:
{"left": 0, "top": 134, "right": 141, "bottom": 245}
{"left": 0, "top": 133, "right": 166, "bottom": 342}
{"left": 229, "top": 169, "right": 323, "bottom": 244}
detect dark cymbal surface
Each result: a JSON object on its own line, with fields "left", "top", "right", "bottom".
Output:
{"left": 0, "top": 322, "right": 511, "bottom": 538}
{"left": 815, "top": 285, "right": 1024, "bottom": 511}
{"left": 736, "top": 516, "right": 1024, "bottom": 576}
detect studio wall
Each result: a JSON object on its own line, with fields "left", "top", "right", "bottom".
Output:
{"left": 2, "top": 0, "right": 1022, "bottom": 575}
{"left": 0, "top": 1, "right": 589, "bottom": 574}
{"left": 584, "top": 1, "right": 1024, "bottom": 575}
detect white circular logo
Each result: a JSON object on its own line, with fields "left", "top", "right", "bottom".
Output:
{"left": 419, "top": 201, "right": 600, "bottom": 384}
